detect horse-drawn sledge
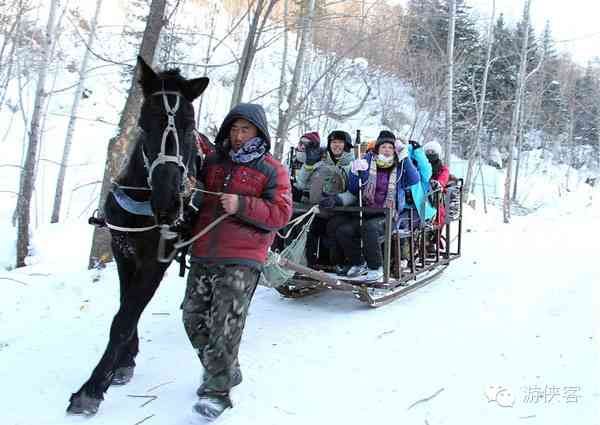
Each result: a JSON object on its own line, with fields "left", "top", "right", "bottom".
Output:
{"left": 71, "top": 57, "right": 463, "bottom": 418}
{"left": 262, "top": 179, "right": 464, "bottom": 307}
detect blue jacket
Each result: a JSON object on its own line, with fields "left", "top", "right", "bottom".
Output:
{"left": 348, "top": 152, "right": 420, "bottom": 226}
{"left": 407, "top": 145, "right": 436, "bottom": 221}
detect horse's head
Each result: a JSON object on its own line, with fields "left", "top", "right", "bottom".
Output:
{"left": 137, "top": 56, "right": 209, "bottom": 225}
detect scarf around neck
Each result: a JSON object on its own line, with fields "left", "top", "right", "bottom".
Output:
{"left": 228, "top": 137, "right": 267, "bottom": 164}
{"left": 364, "top": 157, "right": 398, "bottom": 213}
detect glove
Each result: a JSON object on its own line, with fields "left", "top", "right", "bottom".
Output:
{"left": 430, "top": 179, "right": 441, "bottom": 192}
{"left": 408, "top": 140, "right": 421, "bottom": 150}
{"left": 351, "top": 158, "right": 369, "bottom": 173}
{"left": 396, "top": 143, "right": 408, "bottom": 162}
{"left": 295, "top": 151, "right": 306, "bottom": 164}
{"left": 305, "top": 142, "right": 321, "bottom": 166}
{"left": 319, "top": 195, "right": 342, "bottom": 209}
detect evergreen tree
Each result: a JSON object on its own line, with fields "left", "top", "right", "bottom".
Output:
{"left": 538, "top": 23, "right": 564, "bottom": 139}
{"left": 453, "top": 40, "right": 484, "bottom": 156}
{"left": 572, "top": 64, "right": 599, "bottom": 166}
{"left": 484, "top": 14, "right": 517, "bottom": 138}
{"left": 515, "top": 11, "right": 539, "bottom": 74}
{"left": 406, "top": 0, "right": 478, "bottom": 59}
{"left": 406, "top": 0, "right": 480, "bottom": 155}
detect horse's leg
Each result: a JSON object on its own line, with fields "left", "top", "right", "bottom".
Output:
{"left": 111, "top": 252, "right": 139, "bottom": 386}
{"left": 67, "top": 260, "right": 168, "bottom": 415}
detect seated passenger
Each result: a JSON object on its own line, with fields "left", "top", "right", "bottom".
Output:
{"left": 397, "top": 139, "right": 437, "bottom": 230}
{"left": 295, "top": 130, "right": 355, "bottom": 206}
{"left": 325, "top": 130, "right": 419, "bottom": 280}
{"left": 291, "top": 131, "right": 320, "bottom": 201}
{"left": 295, "top": 130, "right": 356, "bottom": 266}
{"left": 423, "top": 141, "right": 450, "bottom": 225}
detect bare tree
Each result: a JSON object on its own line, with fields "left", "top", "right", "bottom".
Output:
{"left": 503, "top": 0, "right": 531, "bottom": 223}
{"left": 276, "top": 0, "right": 289, "bottom": 139}
{"left": 88, "top": 0, "right": 167, "bottom": 269}
{"left": 444, "top": 0, "right": 456, "bottom": 165}
{"left": 513, "top": 44, "right": 545, "bottom": 199}
{"left": 0, "top": 0, "right": 31, "bottom": 113}
{"left": 273, "top": 0, "right": 316, "bottom": 160}
{"left": 195, "top": 0, "right": 219, "bottom": 126}
{"left": 15, "top": 0, "right": 60, "bottom": 267}
{"left": 50, "top": 0, "right": 103, "bottom": 223}
{"left": 230, "top": 0, "right": 279, "bottom": 108}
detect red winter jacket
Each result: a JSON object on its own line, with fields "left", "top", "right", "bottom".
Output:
{"left": 432, "top": 164, "right": 450, "bottom": 225}
{"left": 191, "top": 104, "right": 292, "bottom": 269}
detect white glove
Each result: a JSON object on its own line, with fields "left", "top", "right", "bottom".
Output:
{"left": 351, "top": 159, "right": 369, "bottom": 173}
{"left": 396, "top": 142, "right": 408, "bottom": 161}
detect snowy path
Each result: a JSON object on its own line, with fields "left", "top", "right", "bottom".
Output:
{"left": 1, "top": 209, "right": 599, "bottom": 425}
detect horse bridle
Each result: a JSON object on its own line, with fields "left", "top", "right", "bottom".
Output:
{"left": 141, "top": 90, "right": 190, "bottom": 189}
{"left": 108, "top": 89, "right": 194, "bottom": 262}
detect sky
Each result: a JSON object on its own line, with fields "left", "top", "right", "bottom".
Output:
{"left": 390, "top": 0, "right": 599, "bottom": 64}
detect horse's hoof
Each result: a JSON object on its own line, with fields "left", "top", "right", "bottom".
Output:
{"left": 67, "top": 391, "right": 102, "bottom": 416}
{"left": 111, "top": 366, "right": 134, "bottom": 386}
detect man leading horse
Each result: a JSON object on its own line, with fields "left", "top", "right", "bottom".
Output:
{"left": 182, "top": 103, "right": 292, "bottom": 419}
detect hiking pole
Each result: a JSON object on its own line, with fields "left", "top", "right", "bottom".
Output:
{"left": 288, "top": 146, "right": 295, "bottom": 185}
{"left": 354, "top": 130, "right": 363, "bottom": 250}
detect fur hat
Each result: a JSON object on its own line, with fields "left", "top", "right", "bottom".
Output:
{"left": 423, "top": 141, "right": 443, "bottom": 157}
{"left": 327, "top": 130, "right": 353, "bottom": 152}
{"left": 375, "top": 130, "right": 396, "bottom": 153}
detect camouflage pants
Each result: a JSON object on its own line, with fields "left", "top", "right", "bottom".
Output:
{"left": 182, "top": 263, "right": 259, "bottom": 393}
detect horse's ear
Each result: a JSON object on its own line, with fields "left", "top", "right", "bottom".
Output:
{"left": 184, "top": 77, "right": 209, "bottom": 101}
{"left": 137, "top": 55, "right": 157, "bottom": 94}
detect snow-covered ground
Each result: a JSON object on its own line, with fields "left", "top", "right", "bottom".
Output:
{"left": 1, "top": 186, "right": 599, "bottom": 425}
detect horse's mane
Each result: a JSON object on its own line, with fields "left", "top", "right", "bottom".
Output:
{"left": 157, "top": 68, "right": 184, "bottom": 81}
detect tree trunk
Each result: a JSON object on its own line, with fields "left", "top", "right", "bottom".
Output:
{"left": 15, "top": 0, "right": 59, "bottom": 267}
{"left": 230, "top": 0, "right": 278, "bottom": 108}
{"left": 276, "top": 0, "right": 289, "bottom": 156}
{"left": 503, "top": 0, "right": 531, "bottom": 224}
{"left": 464, "top": 0, "right": 495, "bottom": 200}
{"left": 51, "top": 0, "right": 103, "bottom": 223}
{"left": 478, "top": 156, "right": 488, "bottom": 213}
{"left": 196, "top": 2, "right": 218, "bottom": 126}
{"left": 512, "top": 99, "right": 526, "bottom": 199}
{"left": 273, "top": 0, "right": 315, "bottom": 160}
{"left": 444, "top": 0, "right": 456, "bottom": 166}
{"left": 88, "top": 0, "right": 166, "bottom": 269}
{"left": 565, "top": 100, "right": 575, "bottom": 187}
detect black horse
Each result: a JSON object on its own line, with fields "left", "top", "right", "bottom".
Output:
{"left": 67, "top": 56, "right": 209, "bottom": 415}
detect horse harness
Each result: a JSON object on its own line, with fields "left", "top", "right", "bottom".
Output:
{"left": 91, "top": 89, "right": 200, "bottom": 264}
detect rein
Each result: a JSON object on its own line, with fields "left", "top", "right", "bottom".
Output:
{"left": 100, "top": 89, "right": 225, "bottom": 264}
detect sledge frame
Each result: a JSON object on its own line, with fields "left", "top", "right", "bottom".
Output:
{"left": 273, "top": 180, "right": 463, "bottom": 306}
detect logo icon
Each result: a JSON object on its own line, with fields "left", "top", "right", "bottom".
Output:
{"left": 485, "top": 385, "right": 515, "bottom": 407}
